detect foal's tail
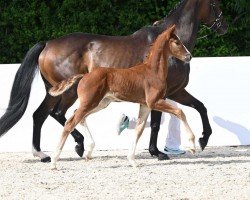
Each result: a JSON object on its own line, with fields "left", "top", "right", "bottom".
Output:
{"left": 49, "top": 74, "right": 84, "bottom": 97}
{"left": 0, "top": 42, "right": 46, "bottom": 137}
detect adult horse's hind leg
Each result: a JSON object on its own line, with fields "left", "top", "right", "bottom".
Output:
{"left": 128, "top": 105, "right": 151, "bottom": 167}
{"left": 32, "top": 93, "right": 60, "bottom": 162}
{"left": 170, "top": 89, "right": 212, "bottom": 150}
{"left": 50, "top": 90, "right": 84, "bottom": 157}
{"left": 149, "top": 110, "right": 170, "bottom": 160}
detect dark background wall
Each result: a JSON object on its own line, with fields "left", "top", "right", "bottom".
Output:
{"left": 0, "top": 0, "right": 248, "bottom": 63}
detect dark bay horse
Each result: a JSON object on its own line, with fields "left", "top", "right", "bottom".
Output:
{"left": 0, "top": 0, "right": 228, "bottom": 162}
{"left": 49, "top": 25, "right": 193, "bottom": 169}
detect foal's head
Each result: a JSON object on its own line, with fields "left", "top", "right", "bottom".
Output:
{"left": 166, "top": 25, "right": 192, "bottom": 63}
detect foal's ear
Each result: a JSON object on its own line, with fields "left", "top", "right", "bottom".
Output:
{"left": 169, "top": 24, "right": 176, "bottom": 34}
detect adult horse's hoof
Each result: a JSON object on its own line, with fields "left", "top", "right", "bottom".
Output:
{"left": 199, "top": 137, "right": 208, "bottom": 151}
{"left": 149, "top": 147, "right": 170, "bottom": 160}
{"left": 75, "top": 144, "right": 84, "bottom": 157}
{"left": 41, "top": 156, "right": 51, "bottom": 163}
{"left": 158, "top": 152, "right": 170, "bottom": 160}
{"left": 149, "top": 147, "right": 159, "bottom": 157}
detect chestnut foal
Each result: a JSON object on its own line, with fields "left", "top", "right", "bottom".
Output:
{"left": 49, "top": 25, "right": 194, "bottom": 169}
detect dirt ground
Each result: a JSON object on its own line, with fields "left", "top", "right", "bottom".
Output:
{"left": 0, "top": 146, "right": 249, "bottom": 200}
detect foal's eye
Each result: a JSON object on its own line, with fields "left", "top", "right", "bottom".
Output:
{"left": 175, "top": 41, "right": 180, "bottom": 45}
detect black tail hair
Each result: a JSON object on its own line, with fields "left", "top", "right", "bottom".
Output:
{"left": 0, "top": 42, "right": 46, "bottom": 137}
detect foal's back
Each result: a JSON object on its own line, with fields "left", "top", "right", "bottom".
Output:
{"left": 78, "top": 65, "right": 150, "bottom": 105}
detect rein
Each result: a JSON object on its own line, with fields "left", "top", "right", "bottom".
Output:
{"left": 197, "top": 0, "right": 223, "bottom": 40}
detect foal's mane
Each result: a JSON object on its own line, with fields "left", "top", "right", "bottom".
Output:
{"left": 145, "top": 26, "right": 175, "bottom": 68}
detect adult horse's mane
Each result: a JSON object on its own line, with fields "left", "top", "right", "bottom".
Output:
{"left": 166, "top": 0, "right": 187, "bottom": 18}
{"left": 151, "top": 0, "right": 187, "bottom": 27}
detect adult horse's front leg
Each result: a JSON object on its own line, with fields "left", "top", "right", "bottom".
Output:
{"left": 170, "top": 89, "right": 212, "bottom": 150}
{"left": 149, "top": 110, "right": 170, "bottom": 160}
{"left": 32, "top": 94, "right": 60, "bottom": 162}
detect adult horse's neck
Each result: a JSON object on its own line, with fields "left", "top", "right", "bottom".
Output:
{"left": 158, "top": 0, "right": 200, "bottom": 52}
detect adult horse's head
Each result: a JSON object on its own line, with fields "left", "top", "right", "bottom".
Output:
{"left": 199, "top": 0, "right": 228, "bottom": 35}
{"left": 166, "top": 25, "right": 192, "bottom": 63}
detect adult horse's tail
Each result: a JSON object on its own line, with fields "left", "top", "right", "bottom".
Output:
{"left": 49, "top": 74, "right": 83, "bottom": 96}
{"left": 0, "top": 42, "right": 46, "bottom": 137}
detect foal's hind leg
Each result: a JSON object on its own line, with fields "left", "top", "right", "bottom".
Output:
{"left": 51, "top": 108, "right": 87, "bottom": 169}
{"left": 50, "top": 90, "right": 84, "bottom": 157}
{"left": 128, "top": 105, "right": 151, "bottom": 167}
{"left": 32, "top": 93, "right": 60, "bottom": 162}
{"left": 152, "top": 99, "right": 196, "bottom": 153}
{"left": 79, "top": 120, "right": 95, "bottom": 161}
{"left": 79, "top": 98, "right": 112, "bottom": 160}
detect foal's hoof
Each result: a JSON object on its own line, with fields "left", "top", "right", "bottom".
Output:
{"left": 41, "top": 156, "right": 51, "bottom": 163}
{"left": 158, "top": 152, "right": 170, "bottom": 160}
{"left": 189, "top": 149, "right": 196, "bottom": 154}
{"left": 75, "top": 144, "right": 84, "bottom": 157}
{"left": 199, "top": 137, "right": 208, "bottom": 151}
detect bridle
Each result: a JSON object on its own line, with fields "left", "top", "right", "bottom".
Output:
{"left": 209, "top": 0, "right": 223, "bottom": 31}
{"left": 198, "top": 0, "right": 224, "bottom": 40}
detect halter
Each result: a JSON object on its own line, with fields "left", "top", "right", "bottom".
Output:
{"left": 198, "top": 0, "right": 223, "bottom": 40}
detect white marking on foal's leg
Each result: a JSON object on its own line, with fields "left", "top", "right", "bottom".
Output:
{"left": 180, "top": 111, "right": 196, "bottom": 153}
{"left": 51, "top": 149, "right": 62, "bottom": 170}
{"left": 80, "top": 120, "right": 95, "bottom": 161}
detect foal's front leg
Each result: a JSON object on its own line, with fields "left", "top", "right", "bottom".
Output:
{"left": 128, "top": 105, "right": 151, "bottom": 167}
{"left": 170, "top": 89, "right": 212, "bottom": 150}
{"left": 152, "top": 99, "right": 196, "bottom": 153}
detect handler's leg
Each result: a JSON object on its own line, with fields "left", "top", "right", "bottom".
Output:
{"left": 164, "top": 99, "right": 185, "bottom": 154}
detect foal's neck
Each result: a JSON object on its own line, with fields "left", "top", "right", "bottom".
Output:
{"left": 144, "top": 35, "right": 169, "bottom": 81}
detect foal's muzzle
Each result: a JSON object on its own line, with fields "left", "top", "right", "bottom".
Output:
{"left": 184, "top": 53, "right": 192, "bottom": 63}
